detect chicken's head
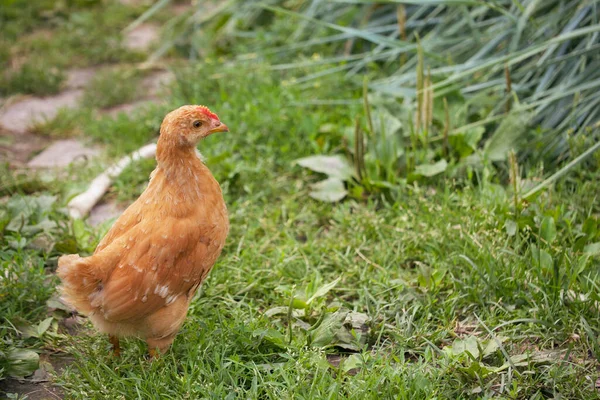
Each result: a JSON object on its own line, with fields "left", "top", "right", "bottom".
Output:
{"left": 160, "top": 105, "right": 229, "bottom": 147}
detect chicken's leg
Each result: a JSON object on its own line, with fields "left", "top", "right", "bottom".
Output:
{"left": 109, "top": 335, "right": 121, "bottom": 357}
{"left": 146, "top": 336, "right": 175, "bottom": 359}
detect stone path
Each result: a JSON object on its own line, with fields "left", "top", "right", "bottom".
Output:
{"left": 0, "top": 128, "right": 51, "bottom": 166}
{"left": 0, "top": 90, "right": 84, "bottom": 133}
{"left": 27, "top": 139, "right": 101, "bottom": 168}
{"left": 124, "top": 23, "right": 160, "bottom": 52}
{"left": 88, "top": 201, "right": 127, "bottom": 226}
{"left": 0, "top": 20, "right": 172, "bottom": 227}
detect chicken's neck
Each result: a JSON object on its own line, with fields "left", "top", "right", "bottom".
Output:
{"left": 153, "top": 140, "right": 213, "bottom": 197}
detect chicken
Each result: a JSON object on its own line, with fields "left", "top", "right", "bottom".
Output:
{"left": 57, "top": 105, "right": 230, "bottom": 357}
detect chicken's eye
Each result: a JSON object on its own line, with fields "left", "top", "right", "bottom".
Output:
{"left": 193, "top": 120, "right": 203, "bottom": 128}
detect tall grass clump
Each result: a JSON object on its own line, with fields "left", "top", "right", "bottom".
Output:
{"left": 133, "top": 0, "right": 599, "bottom": 197}
{"left": 150, "top": 1, "right": 598, "bottom": 146}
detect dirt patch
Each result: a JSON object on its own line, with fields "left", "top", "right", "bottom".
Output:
{"left": 0, "top": 354, "right": 74, "bottom": 400}
{"left": 0, "top": 379, "right": 63, "bottom": 400}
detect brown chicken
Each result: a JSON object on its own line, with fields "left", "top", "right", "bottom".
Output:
{"left": 57, "top": 105, "right": 230, "bottom": 357}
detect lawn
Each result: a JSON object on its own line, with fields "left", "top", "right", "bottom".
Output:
{"left": 1, "top": 1, "right": 600, "bottom": 399}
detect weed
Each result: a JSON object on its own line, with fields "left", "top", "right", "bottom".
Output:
{"left": 0, "top": 62, "right": 65, "bottom": 97}
{"left": 82, "top": 68, "right": 142, "bottom": 109}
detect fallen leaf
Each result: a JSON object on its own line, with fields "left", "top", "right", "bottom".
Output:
{"left": 307, "top": 277, "right": 341, "bottom": 305}
{"left": 415, "top": 160, "right": 448, "bottom": 177}
{"left": 309, "top": 178, "right": 347, "bottom": 203}
{"left": 584, "top": 242, "right": 600, "bottom": 255}
{"left": 295, "top": 155, "right": 355, "bottom": 180}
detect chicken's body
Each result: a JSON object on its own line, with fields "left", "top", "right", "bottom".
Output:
{"left": 57, "top": 105, "right": 229, "bottom": 355}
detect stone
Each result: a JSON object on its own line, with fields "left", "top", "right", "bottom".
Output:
{"left": 88, "top": 202, "right": 126, "bottom": 226}
{"left": 27, "top": 139, "right": 100, "bottom": 168}
{"left": 124, "top": 23, "right": 159, "bottom": 52}
{"left": 65, "top": 67, "right": 98, "bottom": 89}
{"left": 0, "top": 90, "right": 83, "bottom": 133}
{"left": 142, "top": 70, "right": 174, "bottom": 97}
{"left": 0, "top": 128, "right": 51, "bottom": 166}
{"left": 104, "top": 99, "right": 155, "bottom": 118}
{"left": 119, "top": 0, "right": 154, "bottom": 5}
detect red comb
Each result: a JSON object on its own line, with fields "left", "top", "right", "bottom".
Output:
{"left": 197, "top": 106, "right": 219, "bottom": 120}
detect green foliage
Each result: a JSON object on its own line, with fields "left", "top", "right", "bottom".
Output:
{"left": 0, "top": 0, "right": 103, "bottom": 40}
{"left": 0, "top": 62, "right": 65, "bottom": 96}
{"left": 0, "top": 347, "right": 40, "bottom": 379}
{"left": 31, "top": 108, "right": 90, "bottom": 138}
{"left": 25, "top": 60, "right": 594, "bottom": 398}
{"left": 82, "top": 68, "right": 142, "bottom": 109}
{"left": 0, "top": 194, "right": 67, "bottom": 380}
{"left": 156, "top": 0, "right": 600, "bottom": 190}
{"left": 2, "top": 0, "right": 145, "bottom": 70}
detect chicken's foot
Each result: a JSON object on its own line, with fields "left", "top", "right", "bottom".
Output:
{"left": 146, "top": 336, "right": 175, "bottom": 360}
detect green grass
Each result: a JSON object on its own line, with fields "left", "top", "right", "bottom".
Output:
{"left": 1, "top": 1, "right": 600, "bottom": 398}
{"left": 81, "top": 67, "right": 143, "bottom": 109}
{"left": 2, "top": 62, "right": 600, "bottom": 398}
{"left": 0, "top": 0, "right": 149, "bottom": 98}
{"left": 0, "top": 62, "right": 65, "bottom": 97}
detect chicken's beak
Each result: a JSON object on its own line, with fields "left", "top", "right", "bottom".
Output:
{"left": 209, "top": 122, "right": 229, "bottom": 134}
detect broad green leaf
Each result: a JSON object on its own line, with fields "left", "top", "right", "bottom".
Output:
{"left": 345, "top": 311, "right": 370, "bottom": 328}
{"left": 539, "top": 249, "right": 553, "bottom": 271}
{"left": 73, "top": 219, "right": 91, "bottom": 250}
{"left": 295, "top": 155, "right": 355, "bottom": 180}
{"left": 309, "top": 178, "right": 347, "bottom": 203}
{"left": 36, "top": 317, "right": 53, "bottom": 337}
{"left": 6, "top": 348, "right": 39, "bottom": 378}
{"left": 582, "top": 217, "right": 598, "bottom": 238}
{"left": 264, "top": 306, "right": 305, "bottom": 318}
{"left": 342, "top": 354, "right": 364, "bottom": 373}
{"left": 252, "top": 328, "right": 288, "bottom": 349}
{"left": 482, "top": 337, "right": 507, "bottom": 358}
{"left": 292, "top": 297, "right": 308, "bottom": 309}
{"left": 414, "top": 159, "right": 448, "bottom": 177}
{"left": 504, "top": 219, "right": 517, "bottom": 236}
{"left": 34, "top": 195, "right": 57, "bottom": 212}
{"left": 449, "top": 127, "right": 485, "bottom": 158}
{"left": 540, "top": 216, "right": 557, "bottom": 244}
{"left": 307, "top": 277, "right": 341, "bottom": 305}
{"left": 506, "top": 350, "right": 563, "bottom": 368}
{"left": 483, "top": 112, "right": 531, "bottom": 161}
{"left": 375, "top": 106, "right": 402, "bottom": 135}
{"left": 459, "top": 360, "right": 496, "bottom": 379}
{"left": 46, "top": 297, "right": 72, "bottom": 312}
{"left": 310, "top": 311, "right": 347, "bottom": 348}
{"left": 584, "top": 242, "right": 600, "bottom": 255}
{"left": 445, "top": 336, "right": 480, "bottom": 358}
{"left": 0, "top": 209, "right": 10, "bottom": 232}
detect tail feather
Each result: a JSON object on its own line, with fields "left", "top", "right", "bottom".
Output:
{"left": 56, "top": 254, "right": 101, "bottom": 315}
